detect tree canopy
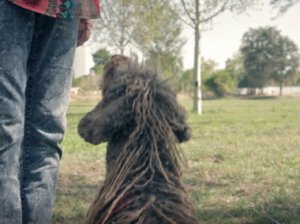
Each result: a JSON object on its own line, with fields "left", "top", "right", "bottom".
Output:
{"left": 240, "top": 26, "right": 299, "bottom": 94}
{"left": 133, "top": 0, "right": 185, "bottom": 80}
{"left": 205, "top": 69, "right": 235, "bottom": 97}
{"left": 93, "top": 48, "right": 112, "bottom": 74}
{"left": 225, "top": 53, "right": 245, "bottom": 86}
{"left": 92, "top": 0, "right": 140, "bottom": 54}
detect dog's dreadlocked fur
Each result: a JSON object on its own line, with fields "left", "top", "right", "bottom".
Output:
{"left": 78, "top": 55, "right": 199, "bottom": 224}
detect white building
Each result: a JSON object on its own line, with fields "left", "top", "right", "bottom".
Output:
{"left": 72, "top": 45, "right": 95, "bottom": 79}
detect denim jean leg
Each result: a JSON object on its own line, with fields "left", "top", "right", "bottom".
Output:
{"left": 21, "top": 15, "right": 78, "bottom": 224}
{"left": 0, "top": 1, "right": 34, "bottom": 223}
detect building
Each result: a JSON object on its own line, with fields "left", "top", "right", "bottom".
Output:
{"left": 72, "top": 45, "right": 95, "bottom": 79}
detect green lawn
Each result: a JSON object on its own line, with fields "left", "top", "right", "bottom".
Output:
{"left": 52, "top": 97, "right": 300, "bottom": 224}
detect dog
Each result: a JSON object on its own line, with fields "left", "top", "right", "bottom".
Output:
{"left": 78, "top": 55, "right": 199, "bottom": 224}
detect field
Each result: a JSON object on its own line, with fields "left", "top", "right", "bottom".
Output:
{"left": 51, "top": 97, "right": 300, "bottom": 224}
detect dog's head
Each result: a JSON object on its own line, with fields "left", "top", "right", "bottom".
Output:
{"left": 78, "top": 55, "right": 190, "bottom": 145}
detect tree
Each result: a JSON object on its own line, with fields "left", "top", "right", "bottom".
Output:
{"left": 92, "top": 0, "right": 184, "bottom": 90}
{"left": 93, "top": 48, "right": 112, "bottom": 74}
{"left": 201, "top": 58, "right": 218, "bottom": 95}
{"left": 240, "top": 27, "right": 299, "bottom": 95}
{"left": 92, "top": 0, "right": 139, "bottom": 54}
{"left": 180, "top": 69, "right": 193, "bottom": 93}
{"left": 202, "top": 58, "right": 218, "bottom": 81}
{"left": 93, "top": 0, "right": 184, "bottom": 56}
{"left": 133, "top": 0, "right": 185, "bottom": 90}
{"left": 271, "top": 36, "right": 299, "bottom": 95}
{"left": 205, "top": 70, "right": 235, "bottom": 97}
{"left": 241, "top": 27, "right": 278, "bottom": 89}
{"left": 225, "top": 53, "right": 245, "bottom": 86}
{"left": 133, "top": 1, "right": 184, "bottom": 53}
{"left": 173, "top": 0, "right": 258, "bottom": 114}
{"left": 146, "top": 50, "right": 184, "bottom": 92}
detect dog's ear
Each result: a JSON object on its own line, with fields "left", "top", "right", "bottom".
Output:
{"left": 78, "top": 96, "right": 133, "bottom": 145}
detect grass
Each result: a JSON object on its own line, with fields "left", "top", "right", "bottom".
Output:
{"left": 51, "top": 97, "right": 300, "bottom": 224}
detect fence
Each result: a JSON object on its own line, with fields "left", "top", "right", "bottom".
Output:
{"left": 236, "top": 86, "right": 300, "bottom": 96}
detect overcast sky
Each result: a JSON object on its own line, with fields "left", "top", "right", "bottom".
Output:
{"left": 182, "top": 3, "right": 300, "bottom": 70}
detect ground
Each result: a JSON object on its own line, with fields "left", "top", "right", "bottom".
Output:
{"left": 51, "top": 96, "right": 300, "bottom": 224}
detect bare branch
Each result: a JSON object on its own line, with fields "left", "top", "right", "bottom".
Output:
{"left": 167, "top": 1, "right": 195, "bottom": 28}
{"left": 270, "top": 0, "right": 300, "bottom": 16}
{"left": 178, "top": 16, "right": 196, "bottom": 28}
{"left": 180, "top": 0, "right": 197, "bottom": 25}
{"left": 200, "top": 0, "right": 230, "bottom": 24}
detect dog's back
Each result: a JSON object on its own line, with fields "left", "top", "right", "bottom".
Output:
{"left": 78, "top": 55, "right": 199, "bottom": 224}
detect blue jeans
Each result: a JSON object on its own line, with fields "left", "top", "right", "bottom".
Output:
{"left": 0, "top": 1, "right": 78, "bottom": 223}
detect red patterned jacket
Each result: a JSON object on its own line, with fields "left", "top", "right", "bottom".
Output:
{"left": 8, "top": 0, "right": 100, "bottom": 19}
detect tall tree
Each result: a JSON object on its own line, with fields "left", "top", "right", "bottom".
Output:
{"left": 133, "top": 0, "right": 185, "bottom": 84}
{"left": 173, "top": 0, "right": 258, "bottom": 114}
{"left": 225, "top": 52, "right": 245, "bottom": 86}
{"left": 241, "top": 27, "right": 280, "bottom": 89}
{"left": 92, "top": 0, "right": 184, "bottom": 84}
{"left": 92, "top": 0, "right": 139, "bottom": 54}
{"left": 271, "top": 36, "right": 299, "bottom": 95}
{"left": 240, "top": 27, "right": 299, "bottom": 95}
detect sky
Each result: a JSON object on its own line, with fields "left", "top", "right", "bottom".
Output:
{"left": 182, "top": 2, "right": 300, "bottom": 69}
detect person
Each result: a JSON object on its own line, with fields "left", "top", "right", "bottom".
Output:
{"left": 0, "top": 0, "right": 100, "bottom": 223}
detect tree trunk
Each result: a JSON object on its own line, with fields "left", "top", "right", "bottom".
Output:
{"left": 120, "top": 46, "right": 125, "bottom": 55}
{"left": 193, "top": 0, "right": 202, "bottom": 114}
{"left": 279, "top": 82, "right": 283, "bottom": 96}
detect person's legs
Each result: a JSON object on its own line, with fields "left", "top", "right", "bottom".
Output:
{"left": 0, "top": 1, "right": 34, "bottom": 223}
{"left": 21, "top": 15, "right": 78, "bottom": 224}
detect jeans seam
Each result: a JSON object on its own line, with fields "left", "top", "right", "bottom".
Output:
{"left": 21, "top": 76, "right": 34, "bottom": 222}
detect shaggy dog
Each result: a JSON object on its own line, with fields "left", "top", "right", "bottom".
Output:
{"left": 78, "top": 55, "right": 199, "bottom": 224}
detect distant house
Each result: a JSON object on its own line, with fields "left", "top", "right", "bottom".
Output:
{"left": 72, "top": 45, "right": 95, "bottom": 79}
